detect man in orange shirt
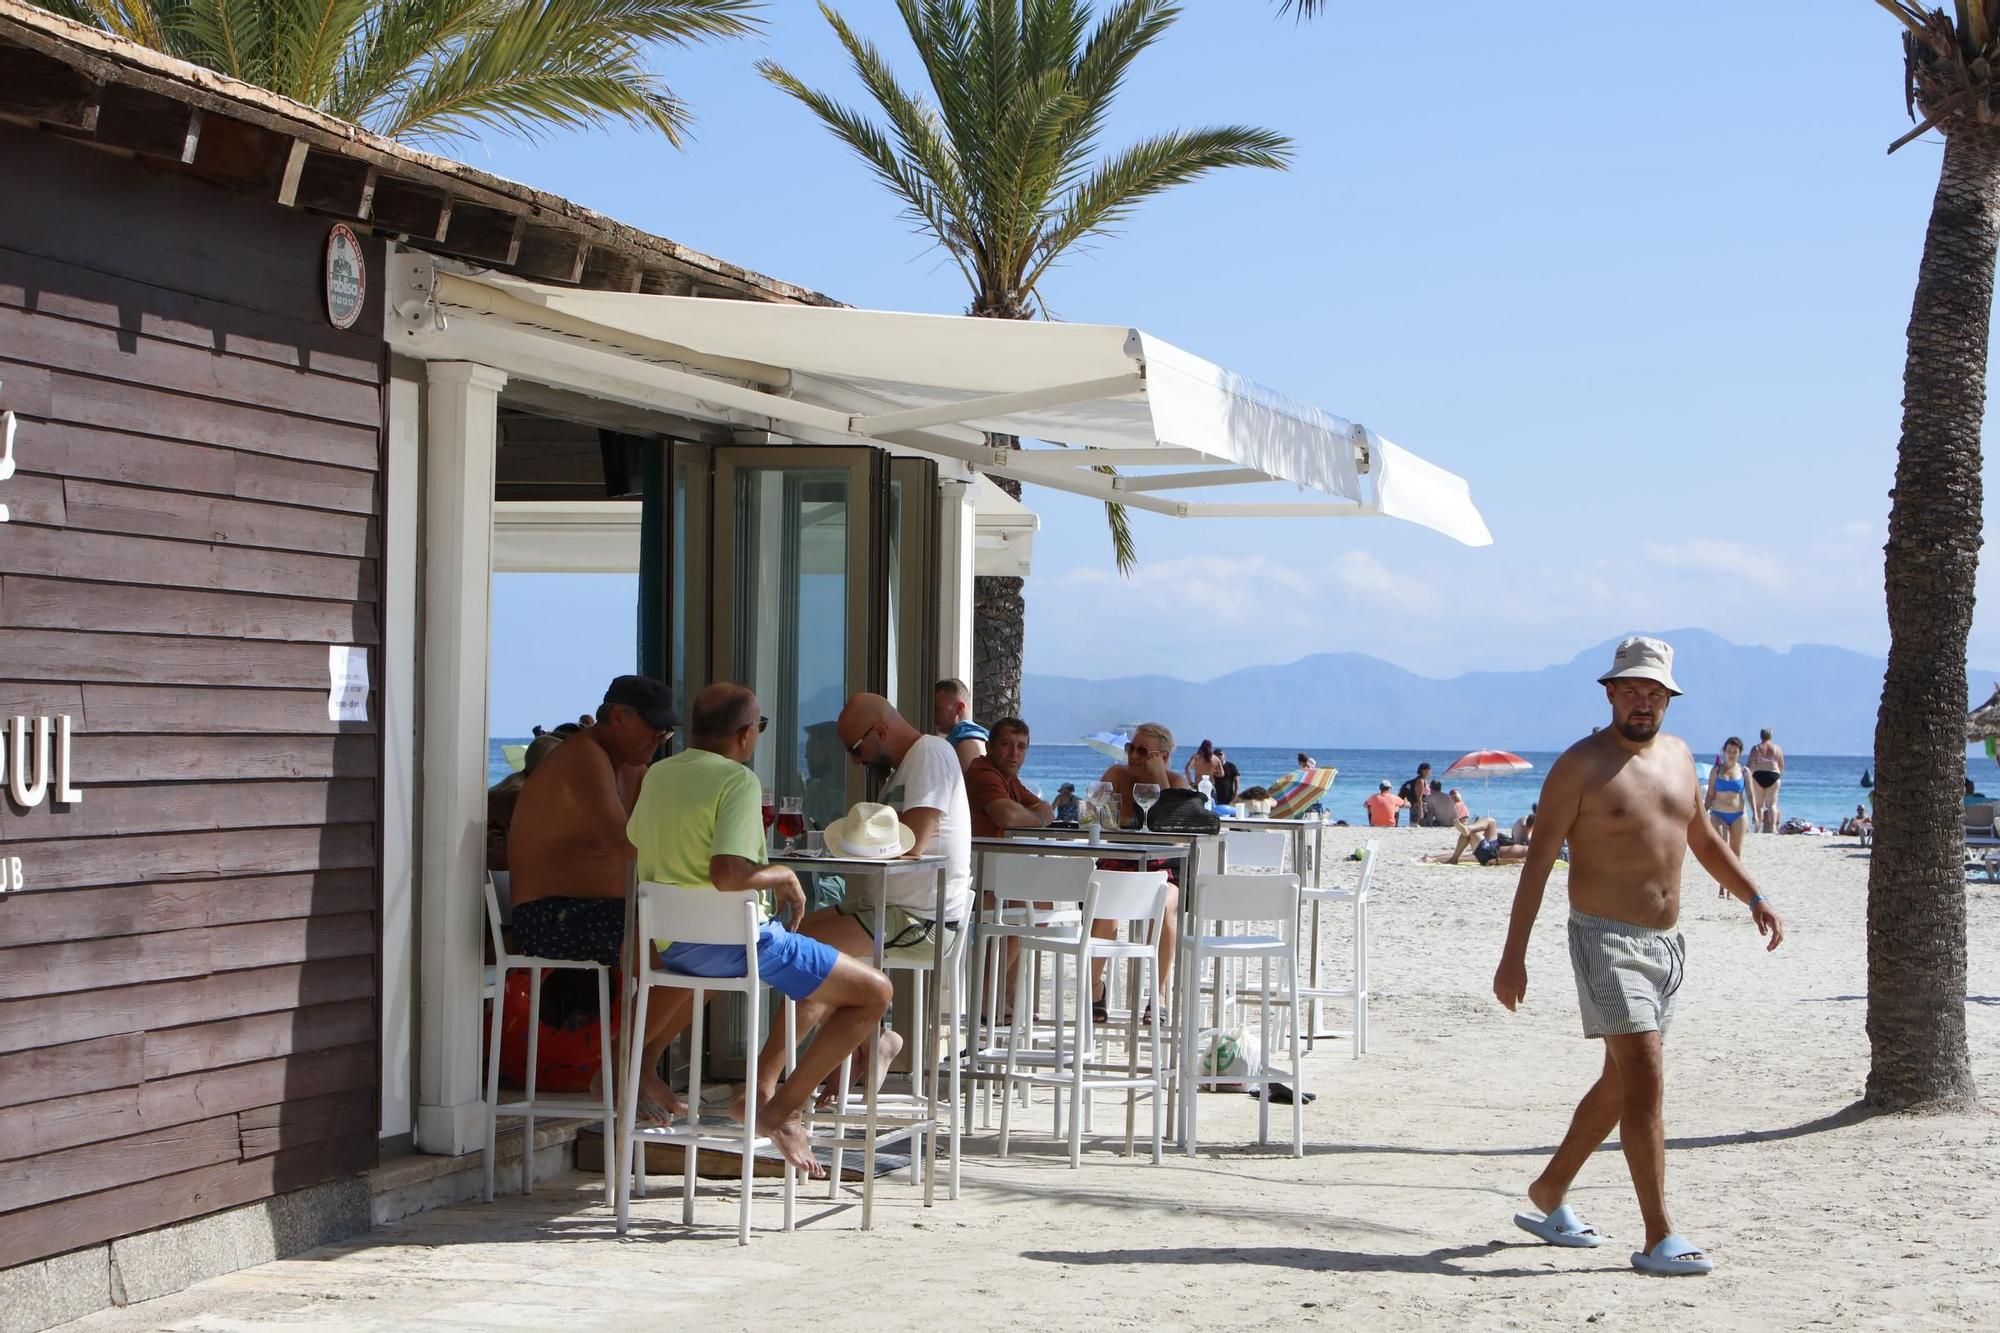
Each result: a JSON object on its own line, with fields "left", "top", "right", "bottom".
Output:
{"left": 1364, "top": 780, "right": 1407, "bottom": 827}
{"left": 965, "top": 717, "right": 1051, "bottom": 837}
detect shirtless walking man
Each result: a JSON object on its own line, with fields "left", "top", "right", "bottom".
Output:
{"left": 1493, "top": 637, "right": 1785, "bottom": 1276}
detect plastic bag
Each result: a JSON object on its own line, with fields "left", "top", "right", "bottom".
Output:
{"left": 1197, "top": 1025, "right": 1262, "bottom": 1087}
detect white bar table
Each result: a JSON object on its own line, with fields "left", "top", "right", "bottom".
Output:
{"left": 770, "top": 851, "right": 947, "bottom": 1227}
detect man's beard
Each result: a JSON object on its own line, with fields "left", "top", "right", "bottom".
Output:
{"left": 865, "top": 753, "right": 895, "bottom": 785}
{"left": 1617, "top": 715, "right": 1660, "bottom": 742}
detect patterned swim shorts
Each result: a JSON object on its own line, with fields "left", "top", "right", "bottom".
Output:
{"left": 511, "top": 896, "right": 625, "bottom": 968}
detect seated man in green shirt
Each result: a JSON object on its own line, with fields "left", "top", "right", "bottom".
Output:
{"left": 627, "top": 683, "right": 891, "bottom": 1175}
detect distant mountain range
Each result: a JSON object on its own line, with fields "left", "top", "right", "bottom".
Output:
{"left": 1022, "top": 629, "right": 1998, "bottom": 756}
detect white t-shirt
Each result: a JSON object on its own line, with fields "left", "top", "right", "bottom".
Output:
{"left": 883, "top": 733, "right": 973, "bottom": 923}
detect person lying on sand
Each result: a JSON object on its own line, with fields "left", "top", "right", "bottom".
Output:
{"left": 628, "top": 683, "right": 893, "bottom": 1177}
{"left": 1422, "top": 816, "right": 1531, "bottom": 866}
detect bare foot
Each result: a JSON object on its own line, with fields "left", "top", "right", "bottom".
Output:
{"left": 727, "top": 1084, "right": 773, "bottom": 1125}
{"left": 811, "top": 1029, "right": 902, "bottom": 1110}
{"left": 640, "top": 1072, "right": 687, "bottom": 1120}
{"left": 757, "top": 1109, "right": 823, "bottom": 1177}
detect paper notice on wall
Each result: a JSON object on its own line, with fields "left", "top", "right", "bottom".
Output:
{"left": 329, "top": 645, "right": 369, "bottom": 722}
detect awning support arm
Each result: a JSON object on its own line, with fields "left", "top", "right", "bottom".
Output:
{"left": 846, "top": 372, "right": 1145, "bottom": 437}
{"left": 1112, "top": 467, "right": 1269, "bottom": 492}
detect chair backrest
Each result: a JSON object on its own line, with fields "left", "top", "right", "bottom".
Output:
{"left": 1195, "top": 871, "right": 1301, "bottom": 937}
{"left": 636, "top": 882, "right": 762, "bottom": 951}
{"left": 483, "top": 874, "right": 509, "bottom": 962}
{"left": 1085, "top": 869, "right": 1170, "bottom": 929}
{"left": 1355, "top": 841, "right": 1378, "bottom": 899}
{"left": 1222, "top": 829, "right": 1288, "bottom": 873}
{"left": 989, "top": 854, "right": 1093, "bottom": 906}
{"left": 1967, "top": 802, "right": 1997, "bottom": 834}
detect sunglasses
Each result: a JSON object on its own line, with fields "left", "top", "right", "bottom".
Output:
{"left": 752, "top": 715, "right": 770, "bottom": 734}
{"left": 846, "top": 726, "right": 873, "bottom": 756}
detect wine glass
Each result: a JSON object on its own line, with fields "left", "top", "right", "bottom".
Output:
{"left": 1132, "top": 782, "right": 1161, "bottom": 828}
{"left": 776, "top": 796, "right": 806, "bottom": 853}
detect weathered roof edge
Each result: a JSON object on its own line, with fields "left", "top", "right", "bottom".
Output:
{"left": 0, "top": 0, "right": 840, "bottom": 306}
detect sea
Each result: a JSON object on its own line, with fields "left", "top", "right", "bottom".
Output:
{"left": 487, "top": 740, "right": 1883, "bottom": 829}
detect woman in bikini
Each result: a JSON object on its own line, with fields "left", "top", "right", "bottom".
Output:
{"left": 1707, "top": 736, "right": 1751, "bottom": 892}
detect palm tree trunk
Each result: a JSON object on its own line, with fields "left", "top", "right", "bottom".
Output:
{"left": 1867, "top": 127, "right": 1994, "bottom": 1113}
{"left": 973, "top": 470, "right": 1025, "bottom": 722}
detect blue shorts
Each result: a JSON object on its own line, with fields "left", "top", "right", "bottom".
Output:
{"left": 659, "top": 921, "right": 840, "bottom": 1002}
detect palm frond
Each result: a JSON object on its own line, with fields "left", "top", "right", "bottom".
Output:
{"left": 365, "top": 0, "right": 757, "bottom": 144}
{"left": 1029, "top": 124, "right": 1293, "bottom": 290}
{"left": 1093, "top": 463, "right": 1137, "bottom": 575}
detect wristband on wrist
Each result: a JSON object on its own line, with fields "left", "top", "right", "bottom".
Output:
{"left": 1749, "top": 893, "right": 1767, "bottom": 907}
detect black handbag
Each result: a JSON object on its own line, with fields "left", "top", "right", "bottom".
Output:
{"left": 1146, "top": 787, "right": 1220, "bottom": 834}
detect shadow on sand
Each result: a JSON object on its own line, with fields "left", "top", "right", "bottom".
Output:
{"left": 1020, "top": 1239, "right": 1625, "bottom": 1279}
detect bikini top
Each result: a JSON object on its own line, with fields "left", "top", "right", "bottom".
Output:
{"left": 1713, "top": 776, "right": 1745, "bottom": 794}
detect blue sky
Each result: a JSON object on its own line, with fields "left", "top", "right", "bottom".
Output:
{"left": 487, "top": 1, "right": 1994, "bottom": 735}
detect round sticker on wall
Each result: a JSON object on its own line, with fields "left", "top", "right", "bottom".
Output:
{"left": 325, "top": 224, "right": 366, "bottom": 330}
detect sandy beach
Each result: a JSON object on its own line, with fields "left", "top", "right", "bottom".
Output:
{"left": 64, "top": 828, "right": 2000, "bottom": 1332}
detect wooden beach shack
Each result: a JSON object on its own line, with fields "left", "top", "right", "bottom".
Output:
{"left": 0, "top": 3, "right": 1487, "bottom": 1323}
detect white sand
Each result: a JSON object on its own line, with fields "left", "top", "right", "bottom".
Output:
{"left": 67, "top": 829, "right": 2000, "bottom": 1331}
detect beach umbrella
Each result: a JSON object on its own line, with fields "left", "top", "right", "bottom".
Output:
{"left": 1967, "top": 684, "right": 2000, "bottom": 741}
{"left": 1081, "top": 728, "right": 1131, "bottom": 761}
{"left": 1267, "top": 765, "right": 1337, "bottom": 819}
{"left": 1443, "top": 749, "right": 1533, "bottom": 817}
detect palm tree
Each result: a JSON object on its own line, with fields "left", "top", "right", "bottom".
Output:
{"left": 759, "top": 0, "right": 1292, "bottom": 721}
{"left": 42, "top": 0, "right": 759, "bottom": 145}
{"left": 1863, "top": 1, "right": 1990, "bottom": 1113}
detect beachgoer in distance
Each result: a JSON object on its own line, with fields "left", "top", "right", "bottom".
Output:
{"left": 509, "top": 675, "right": 681, "bottom": 1119}
{"left": 965, "top": 717, "right": 1052, "bottom": 837}
{"left": 1705, "top": 737, "right": 1752, "bottom": 873}
{"left": 1421, "top": 816, "right": 1530, "bottom": 865}
{"left": 1511, "top": 804, "right": 1538, "bottom": 843}
{"left": 1398, "top": 763, "right": 1433, "bottom": 826}
{"left": 1839, "top": 805, "right": 1871, "bottom": 838}
{"left": 1184, "top": 739, "right": 1222, "bottom": 790}
{"left": 1965, "top": 777, "right": 1989, "bottom": 805}
{"left": 1493, "top": 636, "right": 1784, "bottom": 1277}
{"left": 1426, "top": 779, "right": 1456, "bottom": 828}
{"left": 488, "top": 732, "right": 563, "bottom": 871}
{"left": 933, "top": 677, "right": 988, "bottom": 771}
{"left": 1298, "top": 752, "right": 1316, "bottom": 770}
{"left": 1747, "top": 728, "right": 1784, "bottom": 833}
{"left": 1364, "top": 780, "right": 1406, "bottom": 828}
{"left": 1213, "top": 749, "right": 1241, "bottom": 806}
{"left": 1053, "top": 782, "right": 1081, "bottom": 823}
{"left": 1448, "top": 788, "right": 1472, "bottom": 823}
{"left": 628, "top": 683, "right": 890, "bottom": 1173}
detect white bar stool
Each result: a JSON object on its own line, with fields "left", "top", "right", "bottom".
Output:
{"left": 1180, "top": 867, "right": 1305, "bottom": 1156}
{"left": 615, "top": 883, "right": 797, "bottom": 1245}
{"left": 480, "top": 873, "right": 618, "bottom": 1205}
{"left": 1300, "top": 841, "right": 1375, "bottom": 1057}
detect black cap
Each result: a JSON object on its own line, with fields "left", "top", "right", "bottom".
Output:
{"left": 601, "top": 675, "right": 678, "bottom": 730}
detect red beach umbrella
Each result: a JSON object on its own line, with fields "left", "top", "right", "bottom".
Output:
{"left": 1442, "top": 750, "right": 1533, "bottom": 817}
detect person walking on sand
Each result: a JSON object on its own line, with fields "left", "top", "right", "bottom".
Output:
{"left": 1747, "top": 728, "right": 1784, "bottom": 832}
{"left": 1706, "top": 736, "right": 1752, "bottom": 879}
{"left": 1493, "top": 636, "right": 1785, "bottom": 1277}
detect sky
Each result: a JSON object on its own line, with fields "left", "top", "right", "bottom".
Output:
{"left": 485, "top": 0, "right": 2000, "bottom": 735}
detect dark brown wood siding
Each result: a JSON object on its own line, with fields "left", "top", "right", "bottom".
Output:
{"left": 0, "top": 124, "right": 384, "bottom": 1269}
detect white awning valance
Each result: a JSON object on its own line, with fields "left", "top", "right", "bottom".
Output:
{"left": 430, "top": 268, "right": 1492, "bottom": 547}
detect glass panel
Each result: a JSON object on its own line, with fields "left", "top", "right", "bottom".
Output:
{"left": 670, "top": 456, "right": 689, "bottom": 740}
{"left": 885, "top": 476, "right": 903, "bottom": 713}
{"left": 730, "top": 466, "right": 851, "bottom": 830}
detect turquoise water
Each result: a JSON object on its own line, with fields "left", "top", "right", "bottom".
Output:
{"left": 487, "top": 740, "right": 1882, "bottom": 829}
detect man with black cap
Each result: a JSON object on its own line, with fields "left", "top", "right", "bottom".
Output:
{"left": 509, "top": 675, "right": 680, "bottom": 1115}
{"left": 1491, "top": 635, "right": 1785, "bottom": 1278}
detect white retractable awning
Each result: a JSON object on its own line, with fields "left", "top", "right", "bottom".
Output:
{"left": 438, "top": 270, "right": 1491, "bottom": 547}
